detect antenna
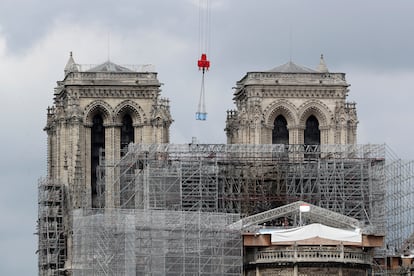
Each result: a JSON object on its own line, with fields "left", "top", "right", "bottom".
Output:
{"left": 289, "top": 24, "right": 293, "bottom": 62}
{"left": 107, "top": 31, "right": 111, "bottom": 62}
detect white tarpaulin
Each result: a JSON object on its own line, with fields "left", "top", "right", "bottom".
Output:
{"left": 259, "top": 223, "right": 361, "bottom": 243}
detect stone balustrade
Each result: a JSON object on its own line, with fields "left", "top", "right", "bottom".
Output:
{"left": 253, "top": 247, "right": 371, "bottom": 265}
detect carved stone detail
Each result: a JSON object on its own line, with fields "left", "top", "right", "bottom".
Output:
{"left": 83, "top": 100, "right": 113, "bottom": 125}
{"left": 226, "top": 63, "right": 357, "bottom": 145}
{"left": 113, "top": 100, "right": 147, "bottom": 125}
{"left": 298, "top": 100, "right": 331, "bottom": 127}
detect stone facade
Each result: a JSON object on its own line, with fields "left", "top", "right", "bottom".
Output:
{"left": 40, "top": 54, "right": 172, "bottom": 274}
{"left": 225, "top": 57, "right": 358, "bottom": 145}
{"left": 45, "top": 54, "right": 172, "bottom": 208}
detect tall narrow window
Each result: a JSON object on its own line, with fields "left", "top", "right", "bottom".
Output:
{"left": 272, "top": 115, "right": 289, "bottom": 144}
{"left": 120, "top": 114, "right": 135, "bottom": 208}
{"left": 304, "top": 115, "right": 320, "bottom": 145}
{"left": 91, "top": 114, "right": 105, "bottom": 208}
{"left": 120, "top": 114, "right": 134, "bottom": 154}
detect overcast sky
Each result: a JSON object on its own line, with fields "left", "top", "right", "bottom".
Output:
{"left": 1, "top": 0, "right": 414, "bottom": 274}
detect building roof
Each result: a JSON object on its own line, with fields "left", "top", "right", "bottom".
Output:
{"left": 268, "top": 61, "right": 319, "bottom": 73}
{"left": 87, "top": 61, "right": 133, "bottom": 72}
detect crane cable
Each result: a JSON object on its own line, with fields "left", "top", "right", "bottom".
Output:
{"left": 197, "top": 71, "right": 206, "bottom": 120}
{"left": 198, "top": 0, "right": 211, "bottom": 57}
{"left": 196, "top": 0, "right": 211, "bottom": 121}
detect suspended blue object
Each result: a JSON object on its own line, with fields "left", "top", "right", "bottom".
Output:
{"left": 196, "top": 112, "right": 207, "bottom": 121}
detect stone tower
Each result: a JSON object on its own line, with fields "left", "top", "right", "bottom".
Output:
{"left": 39, "top": 53, "right": 172, "bottom": 275}
{"left": 225, "top": 55, "right": 358, "bottom": 145}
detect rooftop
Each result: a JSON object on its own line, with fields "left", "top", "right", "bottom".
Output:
{"left": 87, "top": 61, "right": 133, "bottom": 72}
{"left": 267, "top": 55, "right": 329, "bottom": 73}
{"left": 268, "top": 61, "right": 318, "bottom": 73}
{"left": 63, "top": 52, "right": 155, "bottom": 75}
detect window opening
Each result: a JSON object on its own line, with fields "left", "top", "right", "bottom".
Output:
{"left": 91, "top": 114, "right": 105, "bottom": 208}
{"left": 304, "top": 115, "right": 320, "bottom": 145}
{"left": 272, "top": 115, "right": 289, "bottom": 144}
{"left": 120, "top": 114, "right": 135, "bottom": 208}
{"left": 120, "top": 114, "right": 134, "bottom": 156}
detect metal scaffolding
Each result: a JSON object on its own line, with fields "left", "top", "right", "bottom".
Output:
{"left": 37, "top": 178, "right": 66, "bottom": 276}
{"left": 38, "top": 143, "right": 414, "bottom": 274}
{"left": 235, "top": 201, "right": 361, "bottom": 231}
{"left": 96, "top": 144, "right": 386, "bottom": 232}
{"left": 71, "top": 209, "right": 241, "bottom": 276}
{"left": 385, "top": 156, "right": 414, "bottom": 254}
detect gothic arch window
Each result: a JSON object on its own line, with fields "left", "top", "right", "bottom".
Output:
{"left": 119, "top": 114, "right": 136, "bottom": 208}
{"left": 91, "top": 114, "right": 105, "bottom": 208}
{"left": 304, "top": 115, "right": 320, "bottom": 145}
{"left": 120, "top": 114, "right": 134, "bottom": 155}
{"left": 272, "top": 115, "right": 289, "bottom": 144}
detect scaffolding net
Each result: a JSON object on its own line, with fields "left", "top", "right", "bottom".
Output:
{"left": 71, "top": 209, "right": 241, "bottom": 276}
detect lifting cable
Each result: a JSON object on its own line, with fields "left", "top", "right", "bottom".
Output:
{"left": 196, "top": 0, "right": 211, "bottom": 121}
{"left": 197, "top": 68, "right": 207, "bottom": 120}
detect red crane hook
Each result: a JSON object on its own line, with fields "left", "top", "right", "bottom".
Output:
{"left": 197, "top": 53, "right": 210, "bottom": 72}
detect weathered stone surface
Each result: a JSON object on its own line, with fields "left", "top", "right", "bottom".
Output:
{"left": 41, "top": 55, "right": 172, "bottom": 274}
{"left": 225, "top": 60, "right": 358, "bottom": 145}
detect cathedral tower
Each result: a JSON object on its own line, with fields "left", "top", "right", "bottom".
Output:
{"left": 39, "top": 53, "right": 172, "bottom": 275}
{"left": 46, "top": 53, "right": 172, "bottom": 208}
{"left": 225, "top": 56, "right": 358, "bottom": 145}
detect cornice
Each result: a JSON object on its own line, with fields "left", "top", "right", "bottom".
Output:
{"left": 63, "top": 71, "right": 160, "bottom": 85}
{"left": 74, "top": 88, "right": 159, "bottom": 99}
{"left": 240, "top": 72, "right": 348, "bottom": 87}
{"left": 241, "top": 87, "right": 346, "bottom": 99}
